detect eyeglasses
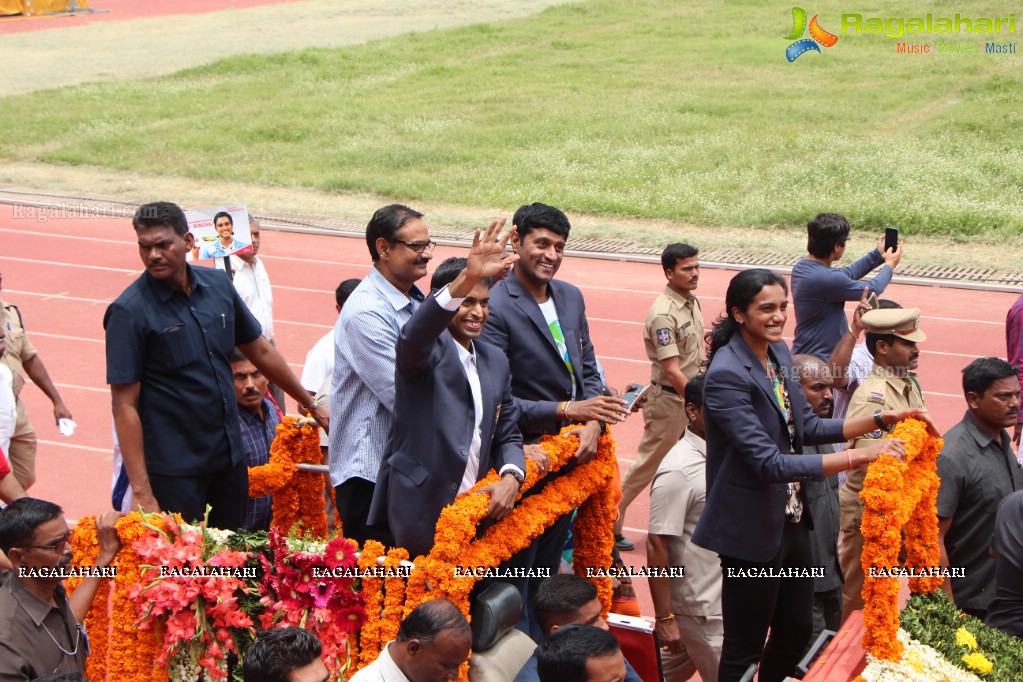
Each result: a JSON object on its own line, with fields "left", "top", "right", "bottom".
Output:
{"left": 391, "top": 239, "right": 436, "bottom": 255}
{"left": 21, "top": 529, "right": 73, "bottom": 552}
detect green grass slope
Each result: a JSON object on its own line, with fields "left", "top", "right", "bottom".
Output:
{"left": 2, "top": 0, "right": 1022, "bottom": 237}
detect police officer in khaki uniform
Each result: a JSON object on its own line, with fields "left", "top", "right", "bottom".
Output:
{"left": 0, "top": 272, "right": 72, "bottom": 489}
{"left": 614, "top": 243, "right": 704, "bottom": 551}
{"left": 838, "top": 307, "right": 926, "bottom": 619}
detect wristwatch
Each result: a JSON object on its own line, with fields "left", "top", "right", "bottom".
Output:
{"left": 504, "top": 468, "right": 525, "bottom": 486}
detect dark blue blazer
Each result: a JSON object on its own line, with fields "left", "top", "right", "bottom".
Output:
{"left": 692, "top": 334, "right": 845, "bottom": 562}
{"left": 369, "top": 294, "right": 525, "bottom": 560}
{"left": 481, "top": 273, "right": 604, "bottom": 440}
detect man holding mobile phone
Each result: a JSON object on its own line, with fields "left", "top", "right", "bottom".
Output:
{"left": 613, "top": 243, "right": 704, "bottom": 552}
{"left": 791, "top": 213, "right": 903, "bottom": 361}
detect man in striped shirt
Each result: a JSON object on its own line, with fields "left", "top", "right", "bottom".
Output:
{"left": 329, "top": 204, "right": 433, "bottom": 546}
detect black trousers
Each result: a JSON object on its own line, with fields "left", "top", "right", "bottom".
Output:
{"left": 335, "top": 477, "right": 394, "bottom": 547}
{"left": 718, "top": 520, "right": 815, "bottom": 682}
{"left": 149, "top": 461, "right": 247, "bottom": 530}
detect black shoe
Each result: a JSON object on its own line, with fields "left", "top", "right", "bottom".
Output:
{"left": 614, "top": 534, "right": 635, "bottom": 552}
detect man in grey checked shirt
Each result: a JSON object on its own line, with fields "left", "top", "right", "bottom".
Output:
{"left": 329, "top": 204, "right": 432, "bottom": 546}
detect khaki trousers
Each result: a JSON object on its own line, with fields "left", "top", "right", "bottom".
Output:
{"left": 8, "top": 399, "right": 38, "bottom": 489}
{"left": 614, "top": 386, "right": 687, "bottom": 535}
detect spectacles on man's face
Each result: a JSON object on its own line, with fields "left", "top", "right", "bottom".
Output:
{"left": 21, "top": 529, "right": 73, "bottom": 552}
{"left": 391, "top": 239, "right": 437, "bottom": 255}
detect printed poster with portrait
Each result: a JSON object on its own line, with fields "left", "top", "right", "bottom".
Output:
{"left": 184, "top": 205, "right": 253, "bottom": 262}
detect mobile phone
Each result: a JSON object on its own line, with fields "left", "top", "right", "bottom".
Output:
{"left": 867, "top": 292, "right": 879, "bottom": 310}
{"left": 884, "top": 227, "right": 899, "bottom": 253}
{"left": 622, "top": 383, "right": 654, "bottom": 412}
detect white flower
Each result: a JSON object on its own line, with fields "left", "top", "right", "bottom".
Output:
{"left": 858, "top": 629, "right": 982, "bottom": 682}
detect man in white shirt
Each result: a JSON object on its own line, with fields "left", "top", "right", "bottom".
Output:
{"left": 647, "top": 373, "right": 722, "bottom": 682}
{"left": 349, "top": 599, "right": 472, "bottom": 682}
{"left": 230, "top": 215, "right": 275, "bottom": 342}
{"left": 301, "top": 278, "right": 362, "bottom": 400}
{"left": 231, "top": 215, "right": 286, "bottom": 408}
{"left": 369, "top": 225, "right": 525, "bottom": 559}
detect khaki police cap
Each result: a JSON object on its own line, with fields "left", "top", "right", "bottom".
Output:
{"left": 861, "top": 308, "right": 926, "bottom": 342}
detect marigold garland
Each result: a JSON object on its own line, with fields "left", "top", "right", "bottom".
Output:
{"left": 404, "top": 428, "right": 619, "bottom": 636}
{"left": 380, "top": 547, "right": 410, "bottom": 645}
{"left": 249, "top": 417, "right": 330, "bottom": 538}
{"left": 860, "top": 419, "right": 944, "bottom": 661}
{"left": 571, "top": 434, "right": 617, "bottom": 615}
{"left": 68, "top": 517, "right": 109, "bottom": 682}
{"left": 357, "top": 540, "right": 386, "bottom": 670}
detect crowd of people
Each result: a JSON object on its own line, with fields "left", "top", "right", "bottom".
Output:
{"left": 1, "top": 204, "right": 1022, "bottom": 682}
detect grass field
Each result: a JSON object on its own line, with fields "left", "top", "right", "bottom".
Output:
{"left": 2, "top": 0, "right": 1022, "bottom": 239}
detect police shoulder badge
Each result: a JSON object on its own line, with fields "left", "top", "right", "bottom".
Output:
{"left": 656, "top": 328, "right": 671, "bottom": 346}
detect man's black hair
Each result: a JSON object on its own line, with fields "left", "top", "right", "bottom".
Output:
{"left": 0, "top": 497, "right": 63, "bottom": 554}
{"left": 684, "top": 372, "right": 706, "bottom": 409}
{"left": 962, "top": 357, "right": 1019, "bottom": 397}
{"left": 366, "top": 204, "right": 424, "bottom": 262}
{"left": 242, "top": 626, "right": 322, "bottom": 682}
{"left": 336, "top": 278, "right": 361, "bottom": 309}
{"left": 661, "top": 243, "right": 699, "bottom": 271}
{"left": 534, "top": 574, "right": 598, "bottom": 635}
{"left": 536, "top": 624, "right": 621, "bottom": 682}
{"left": 806, "top": 213, "right": 851, "bottom": 259}
{"left": 133, "top": 201, "right": 189, "bottom": 237}
{"left": 513, "top": 202, "right": 571, "bottom": 240}
{"left": 430, "top": 257, "right": 493, "bottom": 292}
{"left": 396, "top": 598, "right": 471, "bottom": 645}
{"left": 229, "top": 348, "right": 247, "bottom": 364}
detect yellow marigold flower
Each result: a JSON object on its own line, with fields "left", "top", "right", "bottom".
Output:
{"left": 955, "top": 626, "right": 979, "bottom": 650}
{"left": 962, "top": 652, "right": 993, "bottom": 674}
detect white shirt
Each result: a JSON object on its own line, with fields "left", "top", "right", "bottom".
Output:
{"left": 302, "top": 330, "right": 335, "bottom": 393}
{"left": 0, "top": 363, "right": 15, "bottom": 456}
{"left": 538, "top": 297, "right": 577, "bottom": 397}
{"left": 349, "top": 642, "right": 410, "bottom": 682}
{"left": 435, "top": 286, "right": 523, "bottom": 490}
{"left": 230, "top": 255, "right": 274, "bottom": 340}
{"left": 436, "top": 287, "right": 485, "bottom": 494}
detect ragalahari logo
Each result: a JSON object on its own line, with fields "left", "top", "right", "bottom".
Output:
{"left": 785, "top": 7, "right": 839, "bottom": 61}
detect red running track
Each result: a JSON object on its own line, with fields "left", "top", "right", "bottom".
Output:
{"left": 1, "top": 207, "right": 1019, "bottom": 621}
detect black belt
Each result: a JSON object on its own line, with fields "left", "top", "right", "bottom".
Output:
{"left": 655, "top": 383, "right": 678, "bottom": 395}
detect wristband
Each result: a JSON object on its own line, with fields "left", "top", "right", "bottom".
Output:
{"left": 847, "top": 450, "right": 854, "bottom": 471}
{"left": 655, "top": 614, "right": 675, "bottom": 623}
{"left": 565, "top": 401, "right": 573, "bottom": 421}
{"left": 873, "top": 410, "right": 885, "bottom": 430}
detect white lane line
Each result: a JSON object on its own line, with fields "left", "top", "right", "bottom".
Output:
{"left": 31, "top": 332, "right": 104, "bottom": 344}
{"left": 5, "top": 289, "right": 113, "bottom": 305}
{"left": 0, "top": 226, "right": 128, "bottom": 246}
{"left": 38, "top": 439, "right": 112, "bottom": 454}
{"left": 2, "top": 256, "right": 136, "bottom": 274}
{"left": 54, "top": 383, "right": 108, "bottom": 393}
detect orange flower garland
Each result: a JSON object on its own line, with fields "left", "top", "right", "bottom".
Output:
{"left": 357, "top": 540, "right": 386, "bottom": 670}
{"left": 403, "top": 428, "right": 619, "bottom": 629}
{"left": 67, "top": 517, "right": 110, "bottom": 682}
{"left": 249, "top": 417, "right": 330, "bottom": 538}
{"left": 380, "top": 547, "right": 410, "bottom": 645}
{"left": 571, "top": 433, "right": 618, "bottom": 614}
{"left": 859, "top": 419, "right": 944, "bottom": 661}
{"left": 115, "top": 512, "right": 168, "bottom": 682}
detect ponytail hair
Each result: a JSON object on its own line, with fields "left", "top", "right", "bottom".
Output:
{"left": 706, "top": 269, "right": 789, "bottom": 363}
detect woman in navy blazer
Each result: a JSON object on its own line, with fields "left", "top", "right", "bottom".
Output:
{"left": 691, "top": 269, "right": 925, "bottom": 682}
